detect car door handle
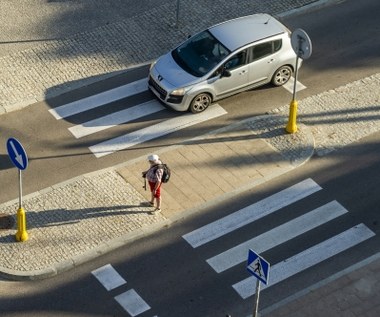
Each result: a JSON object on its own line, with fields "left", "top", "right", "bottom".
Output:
{"left": 268, "top": 59, "right": 275, "bottom": 64}
{"left": 239, "top": 70, "right": 248, "bottom": 75}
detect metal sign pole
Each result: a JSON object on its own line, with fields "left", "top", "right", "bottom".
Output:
{"left": 292, "top": 55, "right": 300, "bottom": 102}
{"left": 253, "top": 279, "right": 261, "bottom": 317}
{"left": 19, "top": 169, "right": 23, "bottom": 209}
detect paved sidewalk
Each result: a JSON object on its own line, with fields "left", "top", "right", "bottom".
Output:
{"left": 264, "top": 252, "right": 380, "bottom": 317}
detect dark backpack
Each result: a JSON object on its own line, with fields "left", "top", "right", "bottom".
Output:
{"left": 154, "top": 163, "right": 171, "bottom": 183}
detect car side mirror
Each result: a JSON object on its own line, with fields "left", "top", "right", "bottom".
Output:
{"left": 221, "top": 69, "right": 231, "bottom": 78}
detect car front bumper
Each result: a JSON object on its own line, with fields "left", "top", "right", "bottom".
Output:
{"left": 148, "top": 75, "right": 191, "bottom": 112}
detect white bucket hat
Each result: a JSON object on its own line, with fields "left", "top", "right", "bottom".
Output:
{"left": 147, "top": 154, "right": 159, "bottom": 162}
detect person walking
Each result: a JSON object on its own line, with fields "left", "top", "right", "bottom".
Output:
{"left": 142, "top": 154, "right": 163, "bottom": 214}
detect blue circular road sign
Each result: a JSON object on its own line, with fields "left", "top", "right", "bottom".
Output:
{"left": 6, "top": 138, "right": 28, "bottom": 170}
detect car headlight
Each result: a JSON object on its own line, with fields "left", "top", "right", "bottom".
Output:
{"left": 171, "top": 88, "right": 186, "bottom": 96}
{"left": 149, "top": 60, "right": 157, "bottom": 71}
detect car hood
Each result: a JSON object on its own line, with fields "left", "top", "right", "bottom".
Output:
{"left": 154, "top": 52, "right": 201, "bottom": 89}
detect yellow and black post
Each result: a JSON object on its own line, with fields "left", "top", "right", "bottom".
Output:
{"left": 286, "top": 99, "right": 298, "bottom": 133}
{"left": 286, "top": 55, "right": 300, "bottom": 134}
{"left": 15, "top": 169, "right": 28, "bottom": 242}
{"left": 286, "top": 28, "right": 312, "bottom": 134}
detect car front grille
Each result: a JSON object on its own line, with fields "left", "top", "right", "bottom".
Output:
{"left": 149, "top": 76, "right": 167, "bottom": 99}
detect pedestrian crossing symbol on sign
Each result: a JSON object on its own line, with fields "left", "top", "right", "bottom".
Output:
{"left": 247, "top": 249, "right": 270, "bottom": 285}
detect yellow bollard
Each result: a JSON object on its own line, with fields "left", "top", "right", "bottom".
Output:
{"left": 286, "top": 99, "right": 298, "bottom": 134}
{"left": 15, "top": 207, "right": 28, "bottom": 242}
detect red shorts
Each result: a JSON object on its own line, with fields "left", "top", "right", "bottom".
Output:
{"left": 148, "top": 181, "right": 161, "bottom": 198}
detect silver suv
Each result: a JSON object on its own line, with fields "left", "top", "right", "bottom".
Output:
{"left": 149, "top": 14, "right": 301, "bottom": 113}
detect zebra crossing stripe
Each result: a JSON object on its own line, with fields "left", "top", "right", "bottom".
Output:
{"left": 68, "top": 100, "right": 165, "bottom": 138}
{"left": 48, "top": 76, "right": 303, "bottom": 121}
{"left": 48, "top": 78, "right": 148, "bottom": 120}
{"left": 89, "top": 103, "right": 227, "bottom": 158}
{"left": 182, "top": 178, "right": 322, "bottom": 248}
{"left": 91, "top": 264, "right": 127, "bottom": 291}
{"left": 232, "top": 223, "right": 375, "bottom": 299}
{"left": 206, "top": 200, "right": 348, "bottom": 273}
{"left": 282, "top": 77, "right": 307, "bottom": 94}
{"left": 114, "top": 289, "right": 151, "bottom": 317}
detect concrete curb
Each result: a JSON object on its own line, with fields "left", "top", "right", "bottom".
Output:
{"left": 0, "top": 218, "right": 172, "bottom": 281}
{"left": 278, "top": 0, "right": 344, "bottom": 18}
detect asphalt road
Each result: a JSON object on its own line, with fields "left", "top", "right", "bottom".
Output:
{"left": 0, "top": 0, "right": 380, "bottom": 316}
{"left": 1, "top": 130, "right": 379, "bottom": 316}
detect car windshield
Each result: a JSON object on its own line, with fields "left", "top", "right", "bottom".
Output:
{"left": 172, "top": 30, "right": 230, "bottom": 77}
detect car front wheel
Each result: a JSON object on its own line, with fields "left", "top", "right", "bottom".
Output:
{"left": 189, "top": 93, "right": 212, "bottom": 113}
{"left": 271, "top": 65, "right": 292, "bottom": 86}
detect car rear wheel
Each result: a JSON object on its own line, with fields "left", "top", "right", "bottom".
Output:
{"left": 271, "top": 65, "right": 292, "bottom": 86}
{"left": 189, "top": 93, "right": 212, "bottom": 113}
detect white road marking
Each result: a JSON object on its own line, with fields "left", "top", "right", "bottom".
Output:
{"left": 114, "top": 289, "right": 151, "bottom": 316}
{"left": 49, "top": 76, "right": 305, "bottom": 121}
{"left": 89, "top": 103, "right": 227, "bottom": 158}
{"left": 91, "top": 264, "right": 126, "bottom": 291}
{"left": 232, "top": 223, "right": 375, "bottom": 299}
{"left": 49, "top": 78, "right": 148, "bottom": 120}
{"left": 68, "top": 100, "right": 165, "bottom": 138}
{"left": 283, "top": 77, "right": 307, "bottom": 94}
{"left": 206, "top": 200, "right": 348, "bottom": 273}
{"left": 48, "top": 74, "right": 305, "bottom": 157}
{"left": 182, "top": 178, "right": 322, "bottom": 248}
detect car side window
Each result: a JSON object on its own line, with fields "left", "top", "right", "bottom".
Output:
{"left": 251, "top": 42, "right": 273, "bottom": 61}
{"left": 273, "top": 39, "right": 282, "bottom": 52}
{"left": 250, "top": 40, "right": 282, "bottom": 62}
{"left": 224, "top": 49, "right": 248, "bottom": 70}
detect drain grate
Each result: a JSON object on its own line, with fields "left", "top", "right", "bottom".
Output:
{"left": 0, "top": 213, "right": 15, "bottom": 230}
